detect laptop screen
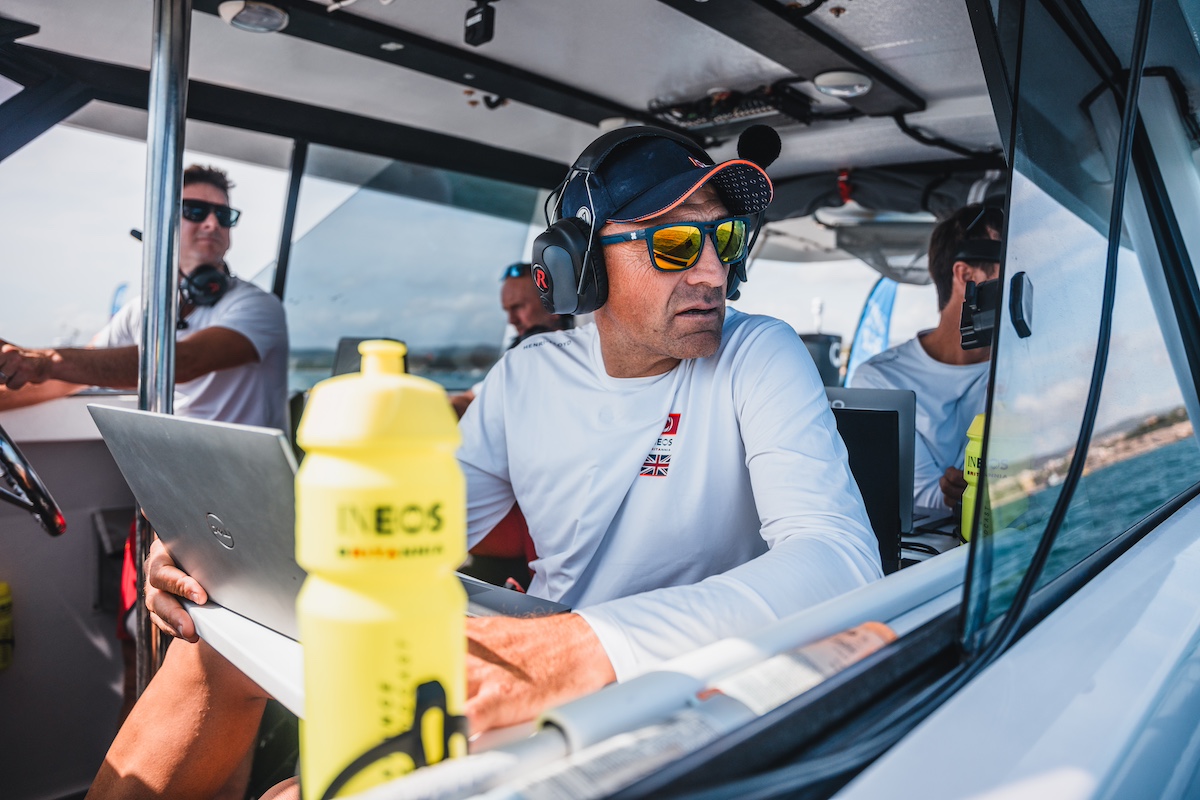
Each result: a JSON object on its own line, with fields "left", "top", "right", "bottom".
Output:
{"left": 825, "top": 388, "right": 916, "bottom": 575}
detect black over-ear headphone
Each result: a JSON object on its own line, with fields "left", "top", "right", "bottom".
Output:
{"left": 530, "top": 127, "right": 724, "bottom": 316}
{"left": 180, "top": 263, "right": 230, "bottom": 307}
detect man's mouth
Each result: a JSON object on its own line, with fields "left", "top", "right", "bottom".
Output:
{"left": 677, "top": 306, "right": 719, "bottom": 317}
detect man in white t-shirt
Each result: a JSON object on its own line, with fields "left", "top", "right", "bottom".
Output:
{"left": 91, "top": 130, "right": 881, "bottom": 798}
{"left": 0, "top": 164, "right": 288, "bottom": 425}
{"left": 0, "top": 166, "right": 287, "bottom": 799}
{"left": 851, "top": 204, "right": 1002, "bottom": 510}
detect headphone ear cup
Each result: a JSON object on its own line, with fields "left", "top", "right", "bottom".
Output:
{"left": 180, "top": 264, "right": 229, "bottom": 307}
{"left": 531, "top": 218, "right": 607, "bottom": 315}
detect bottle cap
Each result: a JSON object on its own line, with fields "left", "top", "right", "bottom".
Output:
{"left": 967, "top": 413, "right": 987, "bottom": 439}
{"left": 297, "top": 340, "right": 459, "bottom": 450}
{"left": 359, "top": 340, "right": 408, "bottom": 376}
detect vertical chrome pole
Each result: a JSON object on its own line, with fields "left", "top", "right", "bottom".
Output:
{"left": 135, "top": 0, "right": 191, "bottom": 697}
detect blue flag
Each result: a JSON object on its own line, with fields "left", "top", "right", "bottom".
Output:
{"left": 845, "top": 276, "right": 897, "bottom": 386}
{"left": 109, "top": 282, "right": 129, "bottom": 319}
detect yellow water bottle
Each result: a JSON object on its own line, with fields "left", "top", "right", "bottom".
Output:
{"left": 0, "top": 581, "right": 12, "bottom": 670}
{"left": 295, "top": 341, "right": 468, "bottom": 800}
{"left": 961, "top": 414, "right": 986, "bottom": 542}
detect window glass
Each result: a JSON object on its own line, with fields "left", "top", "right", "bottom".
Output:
{"left": 0, "top": 102, "right": 289, "bottom": 349}
{"left": 284, "top": 144, "right": 542, "bottom": 392}
{"left": 733, "top": 257, "right": 937, "bottom": 354}
{"left": 0, "top": 75, "right": 21, "bottom": 106}
{"left": 964, "top": 0, "right": 1200, "bottom": 643}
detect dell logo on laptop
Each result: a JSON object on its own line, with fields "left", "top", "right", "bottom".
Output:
{"left": 207, "top": 513, "right": 235, "bottom": 549}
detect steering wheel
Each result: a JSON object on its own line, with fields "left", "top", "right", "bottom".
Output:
{"left": 0, "top": 421, "right": 66, "bottom": 536}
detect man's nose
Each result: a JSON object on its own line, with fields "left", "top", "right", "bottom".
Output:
{"left": 686, "top": 236, "right": 728, "bottom": 288}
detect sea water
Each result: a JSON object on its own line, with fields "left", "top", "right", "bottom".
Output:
{"left": 977, "top": 437, "right": 1200, "bottom": 625}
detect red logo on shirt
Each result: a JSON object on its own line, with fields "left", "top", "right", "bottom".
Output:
{"left": 663, "top": 413, "right": 681, "bottom": 435}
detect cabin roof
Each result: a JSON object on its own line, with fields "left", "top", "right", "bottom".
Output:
{"left": 2, "top": 0, "right": 1001, "bottom": 181}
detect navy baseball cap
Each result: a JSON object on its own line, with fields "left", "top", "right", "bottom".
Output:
{"left": 559, "top": 134, "right": 773, "bottom": 226}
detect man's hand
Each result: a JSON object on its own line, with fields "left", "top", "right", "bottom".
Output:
{"left": 940, "top": 467, "right": 967, "bottom": 509}
{"left": 466, "top": 613, "right": 615, "bottom": 733}
{"left": 449, "top": 390, "right": 475, "bottom": 419}
{"left": 0, "top": 343, "right": 58, "bottom": 389}
{"left": 145, "top": 537, "right": 209, "bottom": 642}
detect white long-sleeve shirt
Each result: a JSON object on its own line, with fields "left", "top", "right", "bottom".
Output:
{"left": 457, "top": 309, "right": 881, "bottom": 681}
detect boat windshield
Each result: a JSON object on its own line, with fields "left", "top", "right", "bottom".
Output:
{"left": 282, "top": 143, "right": 543, "bottom": 393}
{"left": 963, "top": 0, "right": 1200, "bottom": 647}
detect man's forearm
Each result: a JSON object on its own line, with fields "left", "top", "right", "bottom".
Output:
{"left": 578, "top": 533, "right": 881, "bottom": 681}
{"left": 0, "top": 344, "right": 140, "bottom": 390}
{"left": 0, "top": 380, "right": 84, "bottom": 411}
{"left": 46, "top": 346, "right": 140, "bottom": 389}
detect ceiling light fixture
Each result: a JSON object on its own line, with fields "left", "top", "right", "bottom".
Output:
{"left": 218, "top": 1, "right": 289, "bottom": 33}
{"left": 813, "top": 70, "right": 873, "bottom": 99}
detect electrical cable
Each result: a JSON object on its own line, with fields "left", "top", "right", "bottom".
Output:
{"left": 899, "top": 541, "right": 941, "bottom": 556}
{"left": 668, "top": 2, "right": 1154, "bottom": 795}
{"left": 892, "top": 115, "right": 1001, "bottom": 160}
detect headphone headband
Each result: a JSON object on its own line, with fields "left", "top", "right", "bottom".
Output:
{"left": 954, "top": 238, "right": 1002, "bottom": 263}
{"left": 569, "top": 126, "right": 709, "bottom": 177}
{"left": 534, "top": 127, "right": 746, "bottom": 316}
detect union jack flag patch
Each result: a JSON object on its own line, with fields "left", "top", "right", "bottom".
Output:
{"left": 641, "top": 454, "right": 671, "bottom": 477}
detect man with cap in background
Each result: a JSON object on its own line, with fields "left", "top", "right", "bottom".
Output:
{"left": 851, "top": 204, "right": 1001, "bottom": 511}
{"left": 91, "top": 127, "right": 880, "bottom": 799}
{"left": 450, "top": 262, "right": 571, "bottom": 418}
{"left": 500, "top": 261, "right": 571, "bottom": 346}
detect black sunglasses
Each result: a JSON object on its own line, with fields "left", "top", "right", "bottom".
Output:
{"left": 181, "top": 199, "right": 241, "bottom": 228}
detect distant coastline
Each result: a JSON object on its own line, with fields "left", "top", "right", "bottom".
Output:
{"left": 992, "top": 406, "right": 1195, "bottom": 506}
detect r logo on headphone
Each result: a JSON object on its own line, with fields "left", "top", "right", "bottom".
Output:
{"left": 532, "top": 264, "right": 551, "bottom": 294}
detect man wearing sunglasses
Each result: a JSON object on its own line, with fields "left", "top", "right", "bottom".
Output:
{"left": 500, "top": 262, "right": 570, "bottom": 344}
{"left": 850, "top": 204, "right": 1001, "bottom": 511}
{"left": 94, "top": 133, "right": 880, "bottom": 799}
{"left": 0, "top": 164, "right": 287, "bottom": 426}
{"left": 0, "top": 164, "right": 287, "bottom": 793}
{"left": 451, "top": 263, "right": 572, "bottom": 418}
{"left": 452, "top": 132, "right": 880, "bottom": 731}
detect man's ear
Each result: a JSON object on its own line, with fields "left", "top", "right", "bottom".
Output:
{"left": 951, "top": 260, "right": 974, "bottom": 292}
{"left": 952, "top": 260, "right": 989, "bottom": 291}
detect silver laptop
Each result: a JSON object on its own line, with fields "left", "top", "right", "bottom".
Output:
{"left": 88, "top": 405, "right": 566, "bottom": 641}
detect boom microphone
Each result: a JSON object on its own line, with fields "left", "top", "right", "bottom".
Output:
{"left": 737, "top": 124, "right": 782, "bottom": 170}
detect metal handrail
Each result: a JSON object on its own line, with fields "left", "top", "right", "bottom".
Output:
{"left": 135, "top": 0, "right": 191, "bottom": 698}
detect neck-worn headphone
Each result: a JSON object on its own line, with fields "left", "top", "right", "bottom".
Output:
{"left": 531, "top": 127, "right": 757, "bottom": 316}
{"left": 180, "top": 263, "right": 230, "bottom": 308}
{"left": 177, "top": 263, "right": 231, "bottom": 329}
